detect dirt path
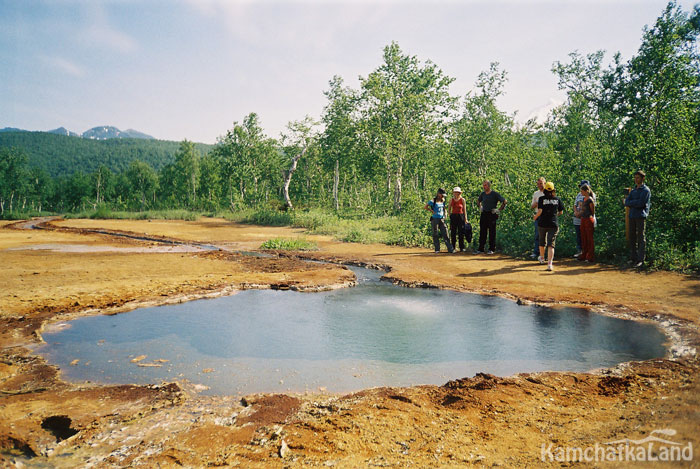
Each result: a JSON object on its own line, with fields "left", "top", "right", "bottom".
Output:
{"left": 1, "top": 217, "right": 698, "bottom": 467}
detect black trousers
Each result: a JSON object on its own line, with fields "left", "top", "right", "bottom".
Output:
{"left": 450, "top": 213, "right": 467, "bottom": 250}
{"left": 478, "top": 211, "right": 498, "bottom": 252}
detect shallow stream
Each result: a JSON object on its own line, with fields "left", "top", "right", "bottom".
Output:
{"left": 38, "top": 267, "right": 667, "bottom": 395}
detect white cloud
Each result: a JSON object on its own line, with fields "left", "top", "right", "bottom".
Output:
{"left": 41, "top": 55, "right": 86, "bottom": 78}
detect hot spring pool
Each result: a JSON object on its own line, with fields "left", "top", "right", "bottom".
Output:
{"left": 37, "top": 267, "right": 667, "bottom": 395}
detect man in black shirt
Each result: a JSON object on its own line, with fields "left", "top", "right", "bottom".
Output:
{"left": 476, "top": 180, "right": 507, "bottom": 254}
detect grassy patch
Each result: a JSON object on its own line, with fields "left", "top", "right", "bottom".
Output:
{"left": 227, "top": 207, "right": 432, "bottom": 248}
{"left": 64, "top": 208, "right": 199, "bottom": 221}
{"left": 0, "top": 210, "right": 55, "bottom": 220}
{"left": 260, "top": 238, "right": 318, "bottom": 251}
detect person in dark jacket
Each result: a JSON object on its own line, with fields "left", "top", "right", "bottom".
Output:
{"left": 624, "top": 170, "right": 651, "bottom": 268}
{"left": 533, "top": 181, "right": 564, "bottom": 271}
{"left": 476, "top": 180, "right": 507, "bottom": 254}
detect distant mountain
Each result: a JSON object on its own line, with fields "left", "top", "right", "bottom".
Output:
{"left": 2, "top": 125, "right": 154, "bottom": 140}
{"left": 0, "top": 131, "right": 213, "bottom": 178}
{"left": 48, "top": 127, "right": 80, "bottom": 137}
{"left": 82, "top": 126, "right": 154, "bottom": 140}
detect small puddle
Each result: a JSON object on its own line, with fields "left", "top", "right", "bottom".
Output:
{"left": 37, "top": 267, "right": 668, "bottom": 395}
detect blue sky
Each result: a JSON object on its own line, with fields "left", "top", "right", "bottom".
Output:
{"left": 1, "top": 0, "right": 696, "bottom": 143}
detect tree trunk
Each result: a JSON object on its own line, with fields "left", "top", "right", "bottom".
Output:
{"left": 283, "top": 145, "right": 308, "bottom": 210}
{"left": 393, "top": 158, "right": 403, "bottom": 212}
{"left": 333, "top": 159, "right": 339, "bottom": 211}
{"left": 95, "top": 169, "right": 102, "bottom": 206}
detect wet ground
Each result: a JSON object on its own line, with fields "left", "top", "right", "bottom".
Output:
{"left": 1, "top": 217, "right": 699, "bottom": 467}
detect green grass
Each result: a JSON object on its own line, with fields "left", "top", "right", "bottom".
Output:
{"left": 228, "top": 207, "right": 432, "bottom": 248}
{"left": 260, "top": 237, "right": 318, "bottom": 251}
{"left": 0, "top": 210, "right": 55, "bottom": 220}
{"left": 64, "top": 208, "right": 200, "bottom": 221}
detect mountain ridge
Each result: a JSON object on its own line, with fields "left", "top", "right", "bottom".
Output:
{"left": 1, "top": 125, "right": 154, "bottom": 140}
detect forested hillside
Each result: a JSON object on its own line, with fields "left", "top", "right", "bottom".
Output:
{"left": 1, "top": 2, "right": 698, "bottom": 271}
{"left": 0, "top": 131, "right": 212, "bottom": 178}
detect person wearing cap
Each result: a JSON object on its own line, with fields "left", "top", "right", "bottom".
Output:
{"left": 533, "top": 181, "right": 564, "bottom": 271}
{"left": 572, "top": 179, "right": 596, "bottom": 257}
{"left": 424, "top": 188, "right": 455, "bottom": 253}
{"left": 476, "top": 180, "right": 507, "bottom": 254}
{"left": 530, "top": 177, "right": 546, "bottom": 259}
{"left": 624, "top": 170, "right": 651, "bottom": 268}
{"left": 448, "top": 187, "right": 469, "bottom": 252}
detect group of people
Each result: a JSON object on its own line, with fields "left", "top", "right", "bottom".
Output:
{"left": 424, "top": 170, "right": 651, "bottom": 271}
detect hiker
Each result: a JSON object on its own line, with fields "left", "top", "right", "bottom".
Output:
{"left": 448, "top": 187, "right": 469, "bottom": 252}
{"left": 533, "top": 181, "right": 564, "bottom": 271}
{"left": 476, "top": 180, "right": 506, "bottom": 254}
{"left": 530, "top": 177, "right": 546, "bottom": 259}
{"left": 572, "top": 179, "right": 596, "bottom": 258}
{"left": 624, "top": 170, "right": 651, "bottom": 268}
{"left": 424, "top": 188, "right": 454, "bottom": 254}
{"left": 576, "top": 184, "right": 596, "bottom": 262}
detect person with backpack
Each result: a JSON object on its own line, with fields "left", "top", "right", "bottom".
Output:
{"left": 533, "top": 181, "right": 564, "bottom": 271}
{"left": 424, "top": 188, "right": 455, "bottom": 253}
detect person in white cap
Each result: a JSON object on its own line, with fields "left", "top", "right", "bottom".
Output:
{"left": 448, "top": 186, "right": 470, "bottom": 252}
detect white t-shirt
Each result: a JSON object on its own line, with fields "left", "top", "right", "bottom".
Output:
{"left": 531, "top": 190, "right": 544, "bottom": 212}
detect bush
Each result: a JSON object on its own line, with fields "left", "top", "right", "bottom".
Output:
{"left": 260, "top": 238, "right": 318, "bottom": 251}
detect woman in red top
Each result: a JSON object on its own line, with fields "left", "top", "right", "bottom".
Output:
{"left": 448, "top": 187, "right": 470, "bottom": 252}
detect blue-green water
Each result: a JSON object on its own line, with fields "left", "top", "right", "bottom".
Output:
{"left": 38, "top": 267, "right": 667, "bottom": 395}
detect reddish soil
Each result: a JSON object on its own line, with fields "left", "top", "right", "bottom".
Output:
{"left": 0, "top": 217, "right": 698, "bottom": 467}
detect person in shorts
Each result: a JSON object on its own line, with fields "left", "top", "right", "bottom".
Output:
{"left": 533, "top": 181, "right": 564, "bottom": 271}
{"left": 530, "top": 177, "right": 546, "bottom": 258}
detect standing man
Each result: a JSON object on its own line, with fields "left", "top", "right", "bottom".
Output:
{"left": 530, "top": 177, "right": 546, "bottom": 259}
{"left": 625, "top": 170, "right": 651, "bottom": 268}
{"left": 476, "top": 180, "right": 507, "bottom": 254}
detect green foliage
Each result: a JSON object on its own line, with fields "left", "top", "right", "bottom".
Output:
{"left": 2, "top": 4, "right": 697, "bottom": 272}
{"left": 64, "top": 209, "right": 199, "bottom": 221}
{"left": 238, "top": 209, "right": 294, "bottom": 226}
{"left": 260, "top": 238, "right": 318, "bottom": 251}
{"left": 0, "top": 131, "right": 212, "bottom": 178}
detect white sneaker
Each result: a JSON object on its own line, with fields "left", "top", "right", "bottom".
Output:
{"left": 547, "top": 265, "right": 554, "bottom": 271}
{"left": 529, "top": 253, "right": 538, "bottom": 259}
{"left": 486, "top": 250, "right": 494, "bottom": 254}
{"left": 538, "top": 256, "right": 544, "bottom": 264}
{"left": 573, "top": 252, "right": 581, "bottom": 258}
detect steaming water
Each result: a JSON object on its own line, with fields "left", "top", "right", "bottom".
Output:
{"left": 37, "top": 267, "right": 667, "bottom": 395}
